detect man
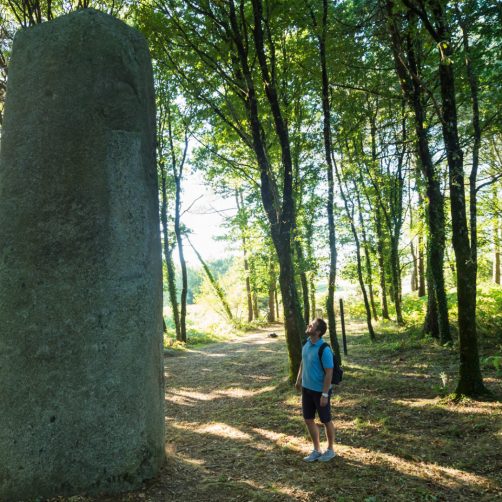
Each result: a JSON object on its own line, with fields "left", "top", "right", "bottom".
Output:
{"left": 295, "top": 318, "right": 336, "bottom": 462}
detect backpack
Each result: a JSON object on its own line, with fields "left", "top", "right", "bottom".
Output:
{"left": 318, "top": 342, "right": 343, "bottom": 385}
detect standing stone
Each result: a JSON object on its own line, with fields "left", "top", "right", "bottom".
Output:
{"left": 0, "top": 9, "right": 164, "bottom": 500}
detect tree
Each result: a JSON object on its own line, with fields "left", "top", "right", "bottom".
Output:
{"left": 401, "top": 0, "right": 488, "bottom": 396}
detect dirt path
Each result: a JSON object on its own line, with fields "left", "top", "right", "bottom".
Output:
{"left": 122, "top": 325, "right": 502, "bottom": 502}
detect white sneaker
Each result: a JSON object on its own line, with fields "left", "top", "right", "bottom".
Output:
{"left": 318, "top": 448, "right": 336, "bottom": 462}
{"left": 303, "top": 449, "right": 322, "bottom": 462}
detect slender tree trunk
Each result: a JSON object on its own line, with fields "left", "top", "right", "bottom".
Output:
{"left": 385, "top": 4, "right": 450, "bottom": 340}
{"left": 458, "top": 7, "right": 481, "bottom": 288}
{"left": 411, "top": 242, "right": 418, "bottom": 291}
{"left": 268, "top": 257, "right": 276, "bottom": 322}
{"left": 309, "top": 273, "right": 317, "bottom": 321}
{"left": 418, "top": 225, "right": 426, "bottom": 297}
{"left": 295, "top": 240, "right": 310, "bottom": 325}
{"left": 375, "top": 208, "right": 391, "bottom": 319}
{"left": 249, "top": 259, "right": 259, "bottom": 320}
{"left": 410, "top": 203, "right": 418, "bottom": 291}
{"left": 426, "top": 1, "right": 486, "bottom": 395}
{"left": 390, "top": 235, "right": 404, "bottom": 325}
{"left": 314, "top": 0, "right": 341, "bottom": 361}
{"left": 356, "top": 190, "right": 379, "bottom": 321}
{"left": 166, "top": 102, "right": 189, "bottom": 343}
{"left": 493, "top": 185, "right": 501, "bottom": 284}
{"left": 160, "top": 162, "right": 181, "bottom": 341}
{"left": 236, "top": 190, "right": 253, "bottom": 322}
{"left": 275, "top": 289, "right": 280, "bottom": 323}
{"left": 229, "top": 0, "right": 304, "bottom": 380}
{"left": 245, "top": 260, "right": 253, "bottom": 322}
{"left": 174, "top": 177, "right": 188, "bottom": 343}
{"left": 334, "top": 161, "right": 376, "bottom": 341}
{"left": 423, "top": 252, "right": 440, "bottom": 338}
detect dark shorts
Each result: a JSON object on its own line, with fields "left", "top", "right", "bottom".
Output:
{"left": 302, "top": 387, "right": 332, "bottom": 423}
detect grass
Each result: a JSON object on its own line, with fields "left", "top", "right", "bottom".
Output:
{"left": 47, "top": 311, "right": 502, "bottom": 502}
{"left": 39, "top": 284, "right": 501, "bottom": 501}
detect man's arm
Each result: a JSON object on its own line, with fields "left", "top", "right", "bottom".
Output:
{"left": 322, "top": 368, "right": 333, "bottom": 394}
{"left": 295, "top": 361, "right": 303, "bottom": 391}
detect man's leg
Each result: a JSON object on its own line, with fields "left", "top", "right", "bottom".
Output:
{"left": 324, "top": 420, "right": 335, "bottom": 450}
{"left": 305, "top": 419, "right": 321, "bottom": 451}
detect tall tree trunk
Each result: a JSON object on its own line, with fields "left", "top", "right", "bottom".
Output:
{"left": 356, "top": 190, "right": 379, "bottom": 321}
{"left": 334, "top": 160, "right": 376, "bottom": 341}
{"left": 309, "top": 273, "right": 317, "bottom": 321}
{"left": 245, "top": 261, "right": 253, "bottom": 322}
{"left": 174, "top": 177, "right": 187, "bottom": 343}
{"left": 160, "top": 162, "right": 181, "bottom": 341}
{"left": 267, "top": 256, "right": 277, "bottom": 322}
{"left": 375, "top": 207, "right": 391, "bottom": 319}
{"left": 275, "top": 289, "right": 280, "bottom": 323}
{"left": 249, "top": 259, "right": 259, "bottom": 320}
{"left": 457, "top": 6, "right": 481, "bottom": 287}
{"left": 229, "top": 0, "right": 304, "bottom": 380}
{"left": 314, "top": 0, "right": 341, "bottom": 361}
{"left": 385, "top": 3, "right": 450, "bottom": 340}
{"left": 235, "top": 190, "right": 253, "bottom": 322}
{"left": 423, "top": 252, "right": 440, "bottom": 339}
{"left": 493, "top": 185, "right": 501, "bottom": 285}
{"left": 410, "top": 203, "right": 418, "bottom": 292}
{"left": 166, "top": 102, "right": 189, "bottom": 344}
{"left": 295, "top": 240, "right": 310, "bottom": 325}
{"left": 390, "top": 234, "right": 404, "bottom": 325}
{"left": 410, "top": 242, "right": 418, "bottom": 291}
{"left": 418, "top": 220, "right": 426, "bottom": 297}
{"left": 423, "top": 0, "right": 486, "bottom": 395}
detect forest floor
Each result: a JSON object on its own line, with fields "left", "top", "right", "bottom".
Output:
{"left": 55, "top": 322, "right": 501, "bottom": 502}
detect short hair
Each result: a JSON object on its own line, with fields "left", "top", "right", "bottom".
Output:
{"left": 315, "top": 318, "right": 327, "bottom": 336}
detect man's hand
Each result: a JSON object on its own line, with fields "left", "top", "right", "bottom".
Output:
{"left": 295, "top": 381, "right": 302, "bottom": 393}
{"left": 320, "top": 396, "right": 328, "bottom": 407}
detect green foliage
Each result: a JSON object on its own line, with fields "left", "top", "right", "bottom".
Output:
{"left": 481, "top": 355, "right": 502, "bottom": 376}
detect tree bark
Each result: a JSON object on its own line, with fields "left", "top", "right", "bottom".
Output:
{"left": 419, "top": 0, "right": 486, "bottom": 395}
{"left": 160, "top": 161, "right": 181, "bottom": 341}
{"left": 356, "top": 189, "right": 379, "bottom": 321}
{"left": 410, "top": 242, "right": 418, "bottom": 292}
{"left": 229, "top": 0, "right": 304, "bottom": 380}
{"left": 375, "top": 210, "right": 391, "bottom": 319}
{"left": 267, "top": 256, "right": 277, "bottom": 322}
{"left": 417, "top": 212, "right": 426, "bottom": 297}
{"left": 314, "top": 0, "right": 341, "bottom": 361}
{"left": 174, "top": 189, "right": 188, "bottom": 342}
{"left": 295, "top": 239, "right": 310, "bottom": 325}
{"left": 165, "top": 102, "right": 189, "bottom": 343}
{"left": 493, "top": 185, "right": 501, "bottom": 285}
{"left": 423, "top": 252, "right": 440, "bottom": 339}
{"left": 385, "top": 3, "right": 450, "bottom": 341}
{"left": 235, "top": 190, "right": 253, "bottom": 322}
{"left": 334, "top": 159, "right": 376, "bottom": 341}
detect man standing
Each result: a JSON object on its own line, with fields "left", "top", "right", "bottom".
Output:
{"left": 295, "top": 318, "right": 336, "bottom": 462}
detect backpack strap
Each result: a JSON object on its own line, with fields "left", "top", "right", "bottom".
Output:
{"left": 318, "top": 342, "right": 329, "bottom": 372}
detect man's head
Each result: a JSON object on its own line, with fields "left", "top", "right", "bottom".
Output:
{"left": 306, "top": 318, "right": 327, "bottom": 338}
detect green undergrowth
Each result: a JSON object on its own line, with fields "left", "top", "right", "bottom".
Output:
{"left": 162, "top": 314, "right": 274, "bottom": 351}
{"left": 345, "top": 283, "right": 502, "bottom": 366}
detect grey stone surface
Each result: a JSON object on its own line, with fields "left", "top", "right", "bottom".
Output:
{"left": 0, "top": 9, "right": 164, "bottom": 500}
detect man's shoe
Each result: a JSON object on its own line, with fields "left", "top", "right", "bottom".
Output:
{"left": 303, "top": 449, "right": 322, "bottom": 462}
{"left": 318, "top": 448, "right": 336, "bottom": 462}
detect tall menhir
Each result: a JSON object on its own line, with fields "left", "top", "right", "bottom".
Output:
{"left": 0, "top": 9, "right": 165, "bottom": 500}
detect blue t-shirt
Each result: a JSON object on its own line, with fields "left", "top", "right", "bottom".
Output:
{"left": 302, "top": 338, "right": 334, "bottom": 392}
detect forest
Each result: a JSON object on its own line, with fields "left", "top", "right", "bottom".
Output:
{"left": 0, "top": 0, "right": 501, "bottom": 500}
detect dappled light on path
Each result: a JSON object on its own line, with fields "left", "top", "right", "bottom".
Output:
{"left": 154, "top": 328, "right": 502, "bottom": 501}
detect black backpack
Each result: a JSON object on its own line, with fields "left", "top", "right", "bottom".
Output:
{"left": 318, "top": 342, "right": 343, "bottom": 385}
